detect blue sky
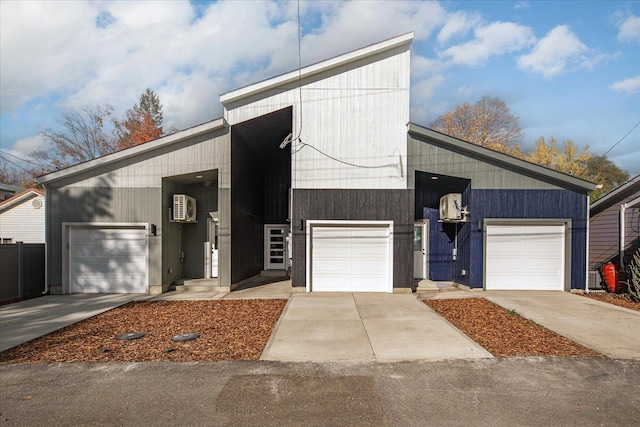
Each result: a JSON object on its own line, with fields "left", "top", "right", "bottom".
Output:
{"left": 1, "top": 0, "right": 639, "bottom": 178}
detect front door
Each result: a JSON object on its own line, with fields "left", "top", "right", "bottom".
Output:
{"left": 207, "top": 217, "right": 219, "bottom": 278}
{"left": 414, "top": 221, "right": 429, "bottom": 279}
{"left": 265, "top": 225, "right": 288, "bottom": 270}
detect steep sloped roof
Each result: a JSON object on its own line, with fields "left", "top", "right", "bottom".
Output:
{"left": 0, "top": 188, "right": 44, "bottom": 212}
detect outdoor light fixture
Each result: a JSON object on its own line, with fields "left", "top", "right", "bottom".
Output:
{"left": 279, "top": 133, "right": 293, "bottom": 149}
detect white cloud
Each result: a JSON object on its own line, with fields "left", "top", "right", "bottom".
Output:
{"left": 517, "top": 25, "right": 591, "bottom": 78}
{"left": 437, "top": 10, "right": 481, "bottom": 44}
{"left": 610, "top": 76, "right": 640, "bottom": 94}
{"left": 514, "top": 1, "right": 530, "bottom": 10}
{"left": 617, "top": 14, "right": 640, "bottom": 43}
{"left": 440, "top": 22, "right": 536, "bottom": 67}
{"left": 10, "top": 134, "right": 49, "bottom": 158}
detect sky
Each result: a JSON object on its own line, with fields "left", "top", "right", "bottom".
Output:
{"left": 1, "top": 0, "right": 639, "bottom": 178}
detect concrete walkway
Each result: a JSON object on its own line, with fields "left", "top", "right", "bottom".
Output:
{"left": 261, "top": 293, "right": 492, "bottom": 361}
{"left": 483, "top": 291, "right": 640, "bottom": 360}
{"left": 0, "top": 294, "right": 139, "bottom": 352}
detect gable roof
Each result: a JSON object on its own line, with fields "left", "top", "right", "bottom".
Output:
{"left": 220, "top": 32, "right": 414, "bottom": 105}
{"left": 590, "top": 175, "right": 640, "bottom": 215}
{"left": 0, "top": 188, "right": 44, "bottom": 212}
{"left": 37, "top": 118, "right": 227, "bottom": 185}
{"left": 408, "top": 123, "right": 597, "bottom": 193}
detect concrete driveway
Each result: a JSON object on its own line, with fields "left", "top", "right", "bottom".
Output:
{"left": 484, "top": 291, "right": 640, "bottom": 359}
{"left": 261, "top": 293, "right": 492, "bottom": 361}
{"left": 0, "top": 294, "right": 139, "bottom": 352}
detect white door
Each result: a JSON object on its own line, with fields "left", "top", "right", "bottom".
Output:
{"left": 310, "top": 224, "right": 392, "bottom": 292}
{"left": 485, "top": 224, "right": 565, "bottom": 291}
{"left": 69, "top": 226, "right": 148, "bottom": 293}
{"left": 265, "top": 225, "right": 288, "bottom": 270}
{"left": 413, "top": 222, "right": 428, "bottom": 279}
{"left": 207, "top": 218, "right": 219, "bottom": 278}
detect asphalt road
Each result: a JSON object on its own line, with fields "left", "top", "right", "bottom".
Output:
{"left": 1, "top": 358, "right": 639, "bottom": 426}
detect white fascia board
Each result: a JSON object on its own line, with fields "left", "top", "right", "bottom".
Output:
{"left": 0, "top": 190, "right": 41, "bottom": 212}
{"left": 38, "top": 118, "right": 228, "bottom": 185}
{"left": 408, "top": 123, "right": 597, "bottom": 192}
{"left": 220, "top": 32, "right": 414, "bottom": 105}
{"left": 625, "top": 194, "right": 640, "bottom": 209}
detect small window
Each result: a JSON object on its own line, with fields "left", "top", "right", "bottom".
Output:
{"left": 1, "top": 238, "right": 13, "bottom": 244}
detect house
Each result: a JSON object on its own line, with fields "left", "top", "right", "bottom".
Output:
{"left": 0, "top": 188, "right": 46, "bottom": 244}
{"left": 37, "top": 33, "right": 596, "bottom": 295}
{"left": 589, "top": 176, "right": 640, "bottom": 280}
{"left": 0, "top": 183, "right": 23, "bottom": 202}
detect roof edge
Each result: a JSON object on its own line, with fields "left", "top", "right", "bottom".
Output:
{"left": 220, "top": 32, "right": 414, "bottom": 104}
{"left": 38, "top": 118, "right": 228, "bottom": 185}
{"left": 590, "top": 175, "right": 640, "bottom": 210}
{"left": 0, "top": 188, "right": 43, "bottom": 211}
{"left": 408, "top": 123, "right": 598, "bottom": 192}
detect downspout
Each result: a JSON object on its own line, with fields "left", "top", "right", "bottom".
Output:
{"left": 585, "top": 194, "right": 590, "bottom": 294}
{"left": 620, "top": 203, "right": 626, "bottom": 269}
{"left": 42, "top": 183, "right": 49, "bottom": 295}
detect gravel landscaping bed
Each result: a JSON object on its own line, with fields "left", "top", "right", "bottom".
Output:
{"left": 424, "top": 298, "right": 605, "bottom": 358}
{"left": 0, "top": 300, "right": 287, "bottom": 364}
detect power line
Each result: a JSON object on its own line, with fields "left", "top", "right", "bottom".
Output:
{"left": 0, "top": 154, "right": 33, "bottom": 172}
{"left": 602, "top": 119, "right": 640, "bottom": 157}
{"left": 0, "top": 150, "right": 39, "bottom": 166}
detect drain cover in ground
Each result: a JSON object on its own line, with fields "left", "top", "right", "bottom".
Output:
{"left": 171, "top": 333, "right": 200, "bottom": 342}
{"left": 115, "top": 332, "right": 145, "bottom": 340}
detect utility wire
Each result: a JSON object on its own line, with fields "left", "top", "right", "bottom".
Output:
{"left": 602, "top": 119, "right": 640, "bottom": 157}
{"left": 0, "top": 154, "right": 33, "bottom": 172}
{"left": 0, "top": 150, "right": 39, "bottom": 166}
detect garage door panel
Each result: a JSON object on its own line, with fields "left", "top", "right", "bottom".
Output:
{"left": 486, "top": 224, "right": 564, "bottom": 291}
{"left": 311, "top": 224, "right": 392, "bottom": 292}
{"left": 70, "top": 227, "right": 147, "bottom": 294}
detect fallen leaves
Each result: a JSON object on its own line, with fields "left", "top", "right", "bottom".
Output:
{"left": 578, "top": 292, "right": 640, "bottom": 312}
{"left": 0, "top": 300, "right": 287, "bottom": 364}
{"left": 424, "top": 298, "right": 605, "bottom": 358}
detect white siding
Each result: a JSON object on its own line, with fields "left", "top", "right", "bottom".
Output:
{"left": 224, "top": 45, "right": 411, "bottom": 190}
{"left": 0, "top": 195, "right": 45, "bottom": 243}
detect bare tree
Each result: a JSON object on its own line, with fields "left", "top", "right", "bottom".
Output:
{"left": 430, "top": 96, "right": 524, "bottom": 154}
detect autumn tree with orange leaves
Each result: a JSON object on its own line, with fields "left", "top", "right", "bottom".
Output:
{"left": 31, "top": 89, "right": 166, "bottom": 174}
{"left": 114, "top": 88, "right": 164, "bottom": 150}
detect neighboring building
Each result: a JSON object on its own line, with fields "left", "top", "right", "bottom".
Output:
{"left": 589, "top": 175, "right": 640, "bottom": 272}
{"left": 38, "top": 33, "right": 596, "bottom": 295}
{"left": 0, "top": 183, "right": 23, "bottom": 202}
{"left": 0, "top": 189, "right": 46, "bottom": 244}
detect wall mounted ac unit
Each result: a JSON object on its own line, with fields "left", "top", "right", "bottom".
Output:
{"left": 173, "top": 194, "right": 197, "bottom": 222}
{"left": 439, "top": 193, "right": 462, "bottom": 221}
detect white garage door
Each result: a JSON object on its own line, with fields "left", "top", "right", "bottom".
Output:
{"left": 486, "top": 224, "right": 565, "bottom": 291}
{"left": 69, "top": 227, "right": 148, "bottom": 293}
{"left": 310, "top": 224, "right": 392, "bottom": 292}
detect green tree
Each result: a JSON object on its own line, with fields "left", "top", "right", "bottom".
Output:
{"left": 584, "top": 155, "right": 629, "bottom": 201}
{"left": 430, "top": 96, "right": 524, "bottom": 155}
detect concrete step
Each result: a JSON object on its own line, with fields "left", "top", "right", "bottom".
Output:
{"left": 175, "top": 278, "right": 220, "bottom": 293}
{"left": 260, "top": 270, "right": 289, "bottom": 277}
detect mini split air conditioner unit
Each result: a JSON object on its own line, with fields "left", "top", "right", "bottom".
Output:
{"left": 173, "top": 194, "right": 197, "bottom": 222}
{"left": 439, "top": 193, "right": 463, "bottom": 222}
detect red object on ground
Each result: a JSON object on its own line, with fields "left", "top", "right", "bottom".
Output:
{"left": 601, "top": 263, "right": 626, "bottom": 293}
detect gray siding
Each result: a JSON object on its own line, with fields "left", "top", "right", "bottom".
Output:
{"left": 45, "top": 127, "right": 232, "bottom": 292}
{"left": 589, "top": 190, "right": 640, "bottom": 269}
{"left": 291, "top": 189, "right": 413, "bottom": 290}
{"left": 408, "top": 136, "right": 568, "bottom": 190}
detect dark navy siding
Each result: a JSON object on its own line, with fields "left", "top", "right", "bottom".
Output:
{"left": 422, "top": 189, "right": 588, "bottom": 289}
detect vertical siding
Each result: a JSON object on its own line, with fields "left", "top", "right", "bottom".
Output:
{"left": 0, "top": 195, "right": 45, "bottom": 243}
{"left": 291, "top": 189, "right": 413, "bottom": 290}
{"left": 46, "top": 128, "right": 232, "bottom": 291}
{"left": 225, "top": 45, "right": 410, "bottom": 190}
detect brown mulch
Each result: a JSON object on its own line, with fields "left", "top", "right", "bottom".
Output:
{"left": 0, "top": 300, "right": 287, "bottom": 364}
{"left": 578, "top": 292, "right": 640, "bottom": 312}
{"left": 424, "top": 298, "right": 605, "bottom": 358}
